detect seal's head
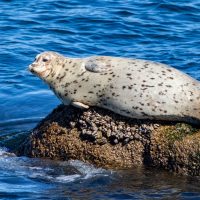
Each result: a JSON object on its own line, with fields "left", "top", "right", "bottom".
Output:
{"left": 29, "top": 51, "right": 63, "bottom": 80}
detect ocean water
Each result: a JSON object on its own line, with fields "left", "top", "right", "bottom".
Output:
{"left": 0, "top": 0, "right": 200, "bottom": 199}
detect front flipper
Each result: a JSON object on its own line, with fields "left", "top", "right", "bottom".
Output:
{"left": 84, "top": 56, "right": 112, "bottom": 73}
{"left": 71, "top": 101, "right": 89, "bottom": 109}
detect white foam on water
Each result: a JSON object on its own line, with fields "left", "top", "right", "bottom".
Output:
{"left": 0, "top": 147, "right": 111, "bottom": 184}
{"left": 55, "top": 174, "right": 81, "bottom": 183}
{"left": 69, "top": 160, "right": 110, "bottom": 179}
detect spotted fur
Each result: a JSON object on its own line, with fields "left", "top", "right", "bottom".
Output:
{"left": 29, "top": 51, "right": 200, "bottom": 125}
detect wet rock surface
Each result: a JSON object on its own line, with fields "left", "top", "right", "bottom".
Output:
{"left": 17, "top": 104, "right": 200, "bottom": 175}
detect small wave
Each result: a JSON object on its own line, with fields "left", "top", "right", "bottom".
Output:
{"left": 69, "top": 160, "right": 109, "bottom": 179}
{"left": 55, "top": 174, "right": 81, "bottom": 183}
{"left": 0, "top": 147, "right": 16, "bottom": 158}
{"left": 0, "top": 147, "right": 109, "bottom": 184}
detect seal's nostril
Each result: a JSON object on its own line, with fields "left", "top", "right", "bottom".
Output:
{"left": 28, "top": 65, "right": 34, "bottom": 72}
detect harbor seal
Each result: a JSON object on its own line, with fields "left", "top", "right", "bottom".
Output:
{"left": 29, "top": 51, "right": 200, "bottom": 125}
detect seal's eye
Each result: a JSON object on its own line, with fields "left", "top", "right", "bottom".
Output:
{"left": 42, "top": 58, "right": 49, "bottom": 62}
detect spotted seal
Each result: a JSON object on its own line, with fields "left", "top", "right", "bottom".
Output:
{"left": 29, "top": 51, "right": 200, "bottom": 125}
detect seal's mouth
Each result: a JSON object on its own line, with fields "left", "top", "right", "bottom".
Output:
{"left": 28, "top": 64, "right": 43, "bottom": 77}
{"left": 28, "top": 64, "right": 51, "bottom": 78}
{"left": 28, "top": 65, "right": 35, "bottom": 73}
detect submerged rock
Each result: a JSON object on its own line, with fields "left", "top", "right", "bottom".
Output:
{"left": 17, "top": 104, "right": 200, "bottom": 176}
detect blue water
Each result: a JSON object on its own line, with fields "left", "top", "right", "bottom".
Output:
{"left": 0, "top": 0, "right": 200, "bottom": 199}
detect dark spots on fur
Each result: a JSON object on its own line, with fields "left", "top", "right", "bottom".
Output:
{"left": 144, "top": 63, "right": 149, "bottom": 68}
{"left": 65, "top": 68, "right": 69, "bottom": 71}
{"left": 51, "top": 71, "right": 56, "bottom": 78}
{"left": 73, "top": 80, "right": 78, "bottom": 84}
{"left": 139, "top": 102, "right": 144, "bottom": 106}
{"left": 57, "top": 72, "right": 66, "bottom": 81}
{"left": 128, "top": 86, "right": 133, "bottom": 89}
{"left": 65, "top": 82, "right": 71, "bottom": 87}
{"left": 122, "top": 86, "right": 126, "bottom": 89}
{"left": 166, "top": 85, "right": 172, "bottom": 88}
{"left": 141, "top": 112, "right": 148, "bottom": 116}
{"left": 97, "top": 94, "right": 103, "bottom": 98}
{"left": 83, "top": 95, "right": 87, "bottom": 98}
{"left": 159, "top": 91, "right": 165, "bottom": 95}
{"left": 126, "top": 73, "right": 131, "bottom": 76}
{"left": 167, "top": 69, "right": 172, "bottom": 72}
{"left": 141, "top": 84, "right": 155, "bottom": 88}
{"left": 158, "top": 83, "right": 163, "bottom": 86}
{"left": 108, "top": 78, "right": 112, "bottom": 81}
{"left": 164, "top": 110, "right": 167, "bottom": 113}
{"left": 112, "top": 74, "right": 116, "bottom": 77}
{"left": 77, "top": 71, "right": 86, "bottom": 77}
{"left": 168, "top": 77, "right": 174, "bottom": 79}
{"left": 189, "top": 91, "right": 194, "bottom": 96}
{"left": 132, "top": 106, "right": 139, "bottom": 110}
{"left": 78, "top": 85, "right": 82, "bottom": 88}
{"left": 150, "top": 77, "right": 155, "bottom": 80}
{"left": 88, "top": 91, "right": 94, "bottom": 94}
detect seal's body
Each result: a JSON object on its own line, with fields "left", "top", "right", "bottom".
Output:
{"left": 29, "top": 51, "right": 200, "bottom": 125}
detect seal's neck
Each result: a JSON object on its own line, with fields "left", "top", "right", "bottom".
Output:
{"left": 45, "top": 57, "right": 85, "bottom": 87}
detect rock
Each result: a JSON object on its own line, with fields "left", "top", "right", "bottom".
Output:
{"left": 17, "top": 104, "right": 200, "bottom": 176}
